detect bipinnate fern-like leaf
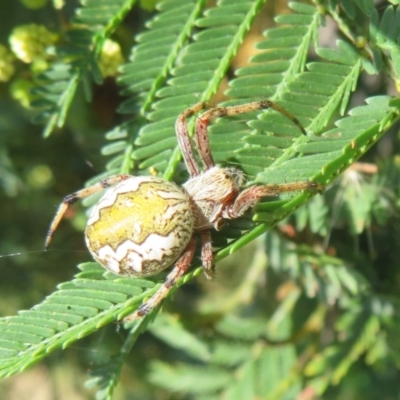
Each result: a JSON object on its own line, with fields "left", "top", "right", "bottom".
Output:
{"left": 4, "top": 0, "right": 400, "bottom": 394}
{"left": 209, "top": 2, "right": 320, "bottom": 175}
{"left": 210, "top": 42, "right": 361, "bottom": 177}
{"left": 0, "top": 262, "right": 157, "bottom": 377}
{"left": 88, "top": 0, "right": 208, "bottom": 182}
{"left": 226, "top": 2, "right": 319, "bottom": 100}
{"left": 117, "top": 0, "right": 207, "bottom": 115}
{"left": 132, "top": 0, "right": 267, "bottom": 180}
{"left": 104, "top": 0, "right": 209, "bottom": 177}
{"left": 84, "top": 0, "right": 267, "bottom": 201}
{"left": 223, "top": 95, "right": 399, "bottom": 256}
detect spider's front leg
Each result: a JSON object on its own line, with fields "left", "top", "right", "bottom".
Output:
{"left": 194, "top": 100, "right": 308, "bottom": 170}
{"left": 224, "top": 181, "right": 324, "bottom": 219}
{"left": 123, "top": 237, "right": 196, "bottom": 323}
{"left": 45, "top": 174, "right": 131, "bottom": 249}
{"left": 176, "top": 100, "right": 307, "bottom": 177}
{"left": 175, "top": 102, "right": 212, "bottom": 177}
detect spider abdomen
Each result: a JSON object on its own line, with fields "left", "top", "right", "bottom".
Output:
{"left": 85, "top": 176, "right": 194, "bottom": 278}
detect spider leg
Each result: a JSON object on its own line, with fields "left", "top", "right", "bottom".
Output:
{"left": 200, "top": 230, "right": 214, "bottom": 280}
{"left": 175, "top": 102, "right": 212, "bottom": 177}
{"left": 194, "top": 100, "right": 307, "bottom": 170}
{"left": 124, "top": 237, "right": 196, "bottom": 323}
{"left": 44, "top": 174, "right": 131, "bottom": 249}
{"left": 224, "top": 181, "right": 323, "bottom": 219}
{"left": 177, "top": 101, "right": 306, "bottom": 174}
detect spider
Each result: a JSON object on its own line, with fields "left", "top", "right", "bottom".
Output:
{"left": 45, "top": 101, "right": 322, "bottom": 323}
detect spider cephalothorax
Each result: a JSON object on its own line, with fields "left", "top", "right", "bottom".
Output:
{"left": 45, "top": 101, "right": 322, "bottom": 322}
{"left": 184, "top": 165, "right": 245, "bottom": 231}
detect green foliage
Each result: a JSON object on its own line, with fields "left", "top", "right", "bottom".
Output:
{"left": 0, "top": 262, "right": 155, "bottom": 373}
{"left": 1, "top": 0, "right": 400, "bottom": 398}
{"left": 31, "top": 0, "right": 137, "bottom": 137}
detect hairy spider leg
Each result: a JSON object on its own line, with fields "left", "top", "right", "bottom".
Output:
{"left": 44, "top": 174, "right": 131, "bottom": 249}
{"left": 124, "top": 236, "right": 196, "bottom": 323}
{"left": 223, "top": 181, "right": 324, "bottom": 219}
{"left": 200, "top": 230, "right": 214, "bottom": 279}
{"left": 195, "top": 101, "right": 308, "bottom": 168}
{"left": 176, "top": 101, "right": 306, "bottom": 176}
{"left": 175, "top": 102, "right": 212, "bottom": 177}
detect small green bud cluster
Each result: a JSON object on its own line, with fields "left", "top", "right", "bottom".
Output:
{"left": 0, "top": 44, "right": 15, "bottom": 82}
{"left": 99, "top": 39, "right": 124, "bottom": 78}
{"left": 9, "top": 24, "right": 56, "bottom": 63}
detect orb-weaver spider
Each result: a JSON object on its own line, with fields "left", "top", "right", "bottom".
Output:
{"left": 45, "top": 101, "right": 322, "bottom": 323}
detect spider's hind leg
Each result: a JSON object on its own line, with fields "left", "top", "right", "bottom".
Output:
{"left": 124, "top": 237, "right": 196, "bottom": 323}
